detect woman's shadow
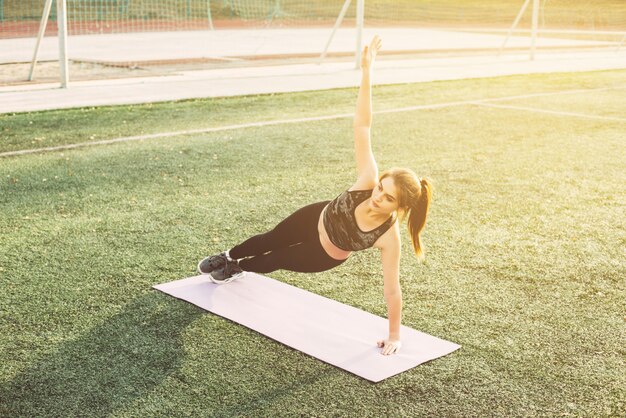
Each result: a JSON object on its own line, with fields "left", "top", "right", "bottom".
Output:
{"left": 0, "top": 291, "right": 202, "bottom": 417}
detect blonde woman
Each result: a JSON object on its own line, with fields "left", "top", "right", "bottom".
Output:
{"left": 198, "top": 36, "right": 432, "bottom": 356}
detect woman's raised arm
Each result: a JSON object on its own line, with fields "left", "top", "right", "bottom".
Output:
{"left": 353, "top": 36, "right": 382, "bottom": 187}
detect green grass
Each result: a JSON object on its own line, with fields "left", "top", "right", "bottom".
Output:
{"left": 2, "top": 69, "right": 625, "bottom": 154}
{"left": 1, "top": 70, "right": 625, "bottom": 416}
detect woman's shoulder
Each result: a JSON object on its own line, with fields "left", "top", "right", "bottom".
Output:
{"left": 373, "top": 220, "right": 400, "bottom": 250}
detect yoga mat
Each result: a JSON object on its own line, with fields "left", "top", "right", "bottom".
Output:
{"left": 153, "top": 273, "right": 460, "bottom": 383}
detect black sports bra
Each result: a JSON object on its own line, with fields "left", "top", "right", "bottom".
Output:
{"left": 323, "top": 189, "right": 396, "bottom": 251}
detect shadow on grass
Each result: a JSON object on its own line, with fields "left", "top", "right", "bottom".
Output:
{"left": 0, "top": 291, "right": 202, "bottom": 417}
{"left": 212, "top": 367, "right": 336, "bottom": 417}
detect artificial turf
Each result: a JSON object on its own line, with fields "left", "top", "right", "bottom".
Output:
{"left": 0, "top": 69, "right": 624, "bottom": 416}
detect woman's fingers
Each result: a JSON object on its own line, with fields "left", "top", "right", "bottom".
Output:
{"left": 383, "top": 344, "right": 398, "bottom": 355}
{"left": 377, "top": 338, "right": 401, "bottom": 355}
{"left": 361, "top": 37, "right": 381, "bottom": 69}
{"left": 370, "top": 35, "right": 382, "bottom": 52}
{"left": 383, "top": 343, "right": 399, "bottom": 355}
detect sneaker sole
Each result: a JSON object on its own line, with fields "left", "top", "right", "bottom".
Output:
{"left": 208, "top": 271, "right": 245, "bottom": 284}
{"left": 197, "top": 259, "right": 207, "bottom": 275}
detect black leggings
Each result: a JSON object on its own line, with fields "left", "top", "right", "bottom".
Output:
{"left": 229, "top": 201, "right": 348, "bottom": 274}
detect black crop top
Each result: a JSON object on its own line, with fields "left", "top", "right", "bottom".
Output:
{"left": 323, "top": 188, "right": 396, "bottom": 251}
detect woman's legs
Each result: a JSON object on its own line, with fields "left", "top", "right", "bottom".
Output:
{"left": 229, "top": 200, "right": 328, "bottom": 260}
{"left": 238, "top": 238, "right": 347, "bottom": 274}
{"left": 228, "top": 200, "right": 347, "bottom": 274}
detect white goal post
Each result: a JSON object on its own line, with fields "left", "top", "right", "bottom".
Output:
{"left": 21, "top": 0, "right": 623, "bottom": 88}
{"left": 29, "top": 0, "right": 69, "bottom": 88}
{"left": 499, "top": 0, "right": 540, "bottom": 60}
{"left": 319, "top": 0, "right": 365, "bottom": 69}
{"left": 321, "top": 0, "right": 569, "bottom": 66}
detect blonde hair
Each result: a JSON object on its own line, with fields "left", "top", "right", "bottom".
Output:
{"left": 379, "top": 167, "right": 432, "bottom": 260}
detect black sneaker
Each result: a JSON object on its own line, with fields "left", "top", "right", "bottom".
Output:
{"left": 209, "top": 259, "right": 245, "bottom": 284}
{"left": 197, "top": 252, "right": 228, "bottom": 275}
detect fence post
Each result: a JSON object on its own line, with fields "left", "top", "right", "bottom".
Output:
{"left": 355, "top": 0, "right": 364, "bottom": 69}
{"left": 499, "top": 0, "right": 531, "bottom": 56}
{"left": 530, "top": 0, "right": 539, "bottom": 60}
{"left": 57, "top": 0, "right": 69, "bottom": 87}
{"left": 29, "top": 0, "right": 55, "bottom": 81}
{"left": 207, "top": 0, "right": 214, "bottom": 30}
{"left": 319, "top": 0, "right": 352, "bottom": 64}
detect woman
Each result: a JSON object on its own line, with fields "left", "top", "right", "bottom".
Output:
{"left": 198, "top": 36, "right": 432, "bottom": 356}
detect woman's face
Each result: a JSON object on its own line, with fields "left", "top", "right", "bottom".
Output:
{"left": 369, "top": 177, "right": 399, "bottom": 215}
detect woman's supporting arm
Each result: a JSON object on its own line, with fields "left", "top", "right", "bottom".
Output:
{"left": 385, "top": 293, "right": 403, "bottom": 340}
{"left": 381, "top": 234, "right": 402, "bottom": 340}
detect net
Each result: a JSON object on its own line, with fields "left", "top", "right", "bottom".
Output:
{"left": 0, "top": 1, "right": 624, "bottom": 85}
{"left": 0, "top": 1, "right": 355, "bottom": 37}
{"left": 366, "top": 0, "right": 626, "bottom": 32}
{"left": 1, "top": 0, "right": 624, "bottom": 37}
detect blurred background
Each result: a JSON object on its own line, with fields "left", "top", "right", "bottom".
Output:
{"left": 1, "top": 0, "right": 624, "bottom": 85}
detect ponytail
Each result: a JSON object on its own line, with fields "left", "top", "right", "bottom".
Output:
{"left": 407, "top": 178, "right": 432, "bottom": 261}
{"left": 379, "top": 168, "right": 433, "bottom": 261}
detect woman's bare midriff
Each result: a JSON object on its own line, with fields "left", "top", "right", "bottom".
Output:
{"left": 318, "top": 205, "right": 352, "bottom": 261}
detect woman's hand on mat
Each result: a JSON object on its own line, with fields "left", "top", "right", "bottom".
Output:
{"left": 361, "top": 35, "right": 382, "bottom": 70}
{"left": 377, "top": 338, "right": 401, "bottom": 356}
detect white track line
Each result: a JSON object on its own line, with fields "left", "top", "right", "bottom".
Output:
{"left": 474, "top": 85, "right": 626, "bottom": 103}
{"left": 471, "top": 102, "right": 626, "bottom": 122}
{"left": 2, "top": 85, "right": 625, "bottom": 158}
{"left": 0, "top": 113, "right": 354, "bottom": 158}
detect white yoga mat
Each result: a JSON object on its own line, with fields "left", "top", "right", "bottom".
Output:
{"left": 153, "top": 273, "right": 460, "bottom": 383}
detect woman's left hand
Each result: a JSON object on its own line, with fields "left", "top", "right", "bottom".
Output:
{"left": 377, "top": 337, "right": 402, "bottom": 355}
{"left": 360, "top": 35, "right": 382, "bottom": 70}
